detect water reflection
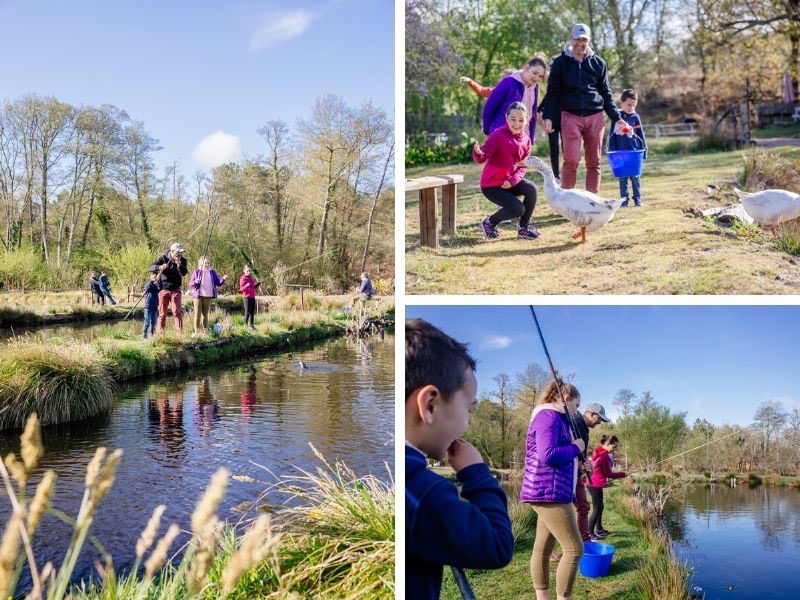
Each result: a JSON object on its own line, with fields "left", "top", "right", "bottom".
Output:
{"left": 664, "top": 483, "right": 800, "bottom": 598}
{"left": 0, "top": 333, "right": 394, "bottom": 594}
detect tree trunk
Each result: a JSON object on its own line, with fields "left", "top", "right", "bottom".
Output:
{"left": 361, "top": 141, "right": 393, "bottom": 272}
{"left": 40, "top": 158, "right": 50, "bottom": 262}
{"left": 316, "top": 148, "right": 335, "bottom": 255}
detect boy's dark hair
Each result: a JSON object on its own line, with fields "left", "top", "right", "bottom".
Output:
{"left": 405, "top": 319, "right": 476, "bottom": 400}
{"left": 621, "top": 89, "right": 638, "bottom": 102}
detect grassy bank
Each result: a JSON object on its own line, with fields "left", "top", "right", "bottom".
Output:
{"left": 405, "top": 145, "right": 800, "bottom": 294}
{"left": 0, "top": 297, "right": 394, "bottom": 429}
{"left": 0, "top": 291, "right": 244, "bottom": 328}
{"left": 1, "top": 416, "right": 394, "bottom": 599}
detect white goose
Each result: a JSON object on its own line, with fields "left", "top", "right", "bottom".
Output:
{"left": 527, "top": 156, "right": 624, "bottom": 243}
{"left": 732, "top": 187, "right": 800, "bottom": 237}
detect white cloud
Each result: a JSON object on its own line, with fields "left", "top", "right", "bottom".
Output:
{"left": 480, "top": 335, "right": 512, "bottom": 351}
{"left": 250, "top": 10, "right": 313, "bottom": 51}
{"left": 192, "top": 131, "right": 242, "bottom": 171}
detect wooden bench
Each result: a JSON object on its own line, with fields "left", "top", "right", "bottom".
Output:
{"left": 406, "top": 174, "right": 464, "bottom": 248}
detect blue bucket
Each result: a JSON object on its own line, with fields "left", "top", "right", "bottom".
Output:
{"left": 607, "top": 149, "right": 645, "bottom": 177}
{"left": 579, "top": 541, "right": 616, "bottom": 578}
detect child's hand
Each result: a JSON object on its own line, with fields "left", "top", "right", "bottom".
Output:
{"left": 543, "top": 119, "right": 553, "bottom": 134}
{"left": 572, "top": 438, "right": 586, "bottom": 453}
{"left": 446, "top": 438, "right": 483, "bottom": 472}
{"left": 500, "top": 180, "right": 512, "bottom": 189}
{"left": 459, "top": 76, "right": 471, "bottom": 84}
{"left": 516, "top": 160, "right": 526, "bottom": 167}
{"left": 473, "top": 141, "right": 483, "bottom": 155}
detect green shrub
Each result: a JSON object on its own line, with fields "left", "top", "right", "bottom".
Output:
{"left": 0, "top": 247, "right": 43, "bottom": 292}
{"left": 747, "top": 473, "right": 763, "bottom": 486}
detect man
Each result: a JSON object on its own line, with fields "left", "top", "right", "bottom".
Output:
{"left": 148, "top": 242, "right": 188, "bottom": 334}
{"left": 572, "top": 402, "right": 610, "bottom": 542}
{"left": 542, "top": 23, "right": 626, "bottom": 193}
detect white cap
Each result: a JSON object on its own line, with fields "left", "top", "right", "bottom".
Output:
{"left": 170, "top": 242, "right": 185, "bottom": 253}
{"left": 585, "top": 403, "right": 609, "bottom": 422}
{"left": 571, "top": 23, "right": 591, "bottom": 40}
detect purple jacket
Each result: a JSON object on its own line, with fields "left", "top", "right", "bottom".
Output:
{"left": 520, "top": 404, "right": 579, "bottom": 504}
{"left": 482, "top": 74, "right": 539, "bottom": 140}
{"left": 189, "top": 268, "right": 224, "bottom": 299}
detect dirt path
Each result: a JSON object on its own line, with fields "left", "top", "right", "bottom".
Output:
{"left": 405, "top": 149, "right": 800, "bottom": 294}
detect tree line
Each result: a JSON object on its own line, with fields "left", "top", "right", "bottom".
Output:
{"left": 0, "top": 94, "right": 394, "bottom": 294}
{"left": 406, "top": 0, "right": 800, "bottom": 137}
{"left": 464, "top": 362, "right": 800, "bottom": 477}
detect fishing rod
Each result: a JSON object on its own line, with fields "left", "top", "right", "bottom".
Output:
{"left": 121, "top": 221, "right": 207, "bottom": 321}
{"left": 273, "top": 249, "right": 336, "bottom": 275}
{"left": 529, "top": 306, "right": 586, "bottom": 460}
{"left": 450, "top": 566, "right": 476, "bottom": 600}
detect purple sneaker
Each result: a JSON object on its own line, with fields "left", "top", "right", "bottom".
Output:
{"left": 480, "top": 217, "right": 499, "bottom": 239}
{"left": 517, "top": 224, "right": 540, "bottom": 240}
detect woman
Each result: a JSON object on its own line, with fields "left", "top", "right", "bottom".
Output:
{"left": 482, "top": 55, "right": 547, "bottom": 141}
{"left": 520, "top": 380, "right": 585, "bottom": 600}
{"left": 588, "top": 434, "right": 627, "bottom": 539}
{"left": 189, "top": 256, "right": 227, "bottom": 334}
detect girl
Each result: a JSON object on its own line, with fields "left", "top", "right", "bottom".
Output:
{"left": 239, "top": 265, "right": 260, "bottom": 329}
{"left": 588, "top": 434, "right": 627, "bottom": 539}
{"left": 473, "top": 101, "right": 539, "bottom": 240}
{"left": 520, "top": 380, "right": 585, "bottom": 600}
{"left": 189, "top": 256, "right": 227, "bottom": 334}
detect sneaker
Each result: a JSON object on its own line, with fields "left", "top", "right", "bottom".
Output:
{"left": 621, "top": 199, "right": 629, "bottom": 207}
{"left": 593, "top": 530, "right": 608, "bottom": 539}
{"left": 480, "top": 217, "right": 499, "bottom": 239}
{"left": 596, "top": 529, "right": 610, "bottom": 536}
{"left": 634, "top": 199, "right": 642, "bottom": 207}
{"left": 589, "top": 535, "right": 603, "bottom": 542}
{"left": 517, "top": 224, "right": 540, "bottom": 240}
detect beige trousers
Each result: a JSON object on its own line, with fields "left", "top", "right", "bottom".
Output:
{"left": 193, "top": 297, "right": 212, "bottom": 332}
{"left": 530, "top": 502, "right": 584, "bottom": 597}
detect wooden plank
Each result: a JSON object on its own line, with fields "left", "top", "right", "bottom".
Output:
{"left": 419, "top": 188, "right": 438, "bottom": 248}
{"left": 441, "top": 182, "right": 457, "bottom": 235}
{"left": 406, "top": 174, "right": 464, "bottom": 192}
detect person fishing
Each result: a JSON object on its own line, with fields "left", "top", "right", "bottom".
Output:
{"left": 588, "top": 434, "right": 627, "bottom": 540}
{"left": 148, "top": 242, "right": 188, "bottom": 334}
{"left": 239, "top": 265, "right": 261, "bottom": 330}
{"left": 520, "top": 379, "right": 585, "bottom": 600}
{"left": 88, "top": 271, "right": 104, "bottom": 305}
{"left": 189, "top": 255, "right": 227, "bottom": 335}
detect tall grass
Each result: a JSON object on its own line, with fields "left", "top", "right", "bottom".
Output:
{"left": 0, "top": 416, "right": 394, "bottom": 599}
{"left": 0, "top": 340, "right": 114, "bottom": 429}
{"left": 616, "top": 494, "right": 691, "bottom": 600}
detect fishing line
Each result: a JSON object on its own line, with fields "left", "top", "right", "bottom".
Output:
{"left": 628, "top": 427, "right": 749, "bottom": 475}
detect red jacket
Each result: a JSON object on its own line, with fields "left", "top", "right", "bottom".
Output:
{"left": 590, "top": 447, "right": 626, "bottom": 488}
{"left": 473, "top": 124, "right": 531, "bottom": 189}
{"left": 239, "top": 274, "right": 258, "bottom": 298}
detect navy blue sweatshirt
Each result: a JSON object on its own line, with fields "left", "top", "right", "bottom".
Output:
{"left": 142, "top": 280, "right": 161, "bottom": 310}
{"left": 608, "top": 111, "right": 648, "bottom": 159}
{"left": 542, "top": 47, "right": 622, "bottom": 124}
{"left": 406, "top": 445, "right": 514, "bottom": 599}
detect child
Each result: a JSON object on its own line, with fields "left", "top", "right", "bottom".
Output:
{"left": 142, "top": 273, "right": 161, "bottom": 340}
{"left": 238, "top": 265, "right": 260, "bottom": 329}
{"left": 189, "top": 256, "right": 227, "bottom": 335}
{"left": 588, "top": 434, "right": 627, "bottom": 540}
{"left": 406, "top": 319, "right": 513, "bottom": 599}
{"left": 608, "top": 89, "right": 647, "bottom": 207}
{"left": 473, "top": 101, "right": 539, "bottom": 240}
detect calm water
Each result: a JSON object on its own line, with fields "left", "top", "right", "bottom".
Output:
{"left": 664, "top": 484, "right": 800, "bottom": 599}
{"left": 0, "top": 333, "right": 393, "bottom": 592}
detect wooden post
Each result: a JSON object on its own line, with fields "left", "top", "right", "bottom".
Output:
{"left": 441, "top": 182, "right": 457, "bottom": 235}
{"left": 300, "top": 287, "right": 305, "bottom": 310}
{"left": 419, "top": 187, "right": 438, "bottom": 248}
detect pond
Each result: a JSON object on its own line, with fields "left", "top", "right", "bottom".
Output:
{"left": 0, "top": 332, "right": 394, "bottom": 593}
{"left": 663, "top": 483, "right": 800, "bottom": 599}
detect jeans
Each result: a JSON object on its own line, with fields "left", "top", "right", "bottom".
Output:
{"left": 143, "top": 308, "right": 157, "bottom": 339}
{"left": 619, "top": 176, "right": 641, "bottom": 202}
{"left": 100, "top": 286, "right": 116, "bottom": 305}
{"left": 481, "top": 179, "right": 537, "bottom": 227}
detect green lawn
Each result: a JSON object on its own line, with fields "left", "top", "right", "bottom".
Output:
{"left": 405, "top": 145, "right": 800, "bottom": 294}
{"left": 440, "top": 487, "right": 644, "bottom": 600}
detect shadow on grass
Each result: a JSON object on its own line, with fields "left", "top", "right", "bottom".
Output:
{"left": 452, "top": 240, "right": 579, "bottom": 258}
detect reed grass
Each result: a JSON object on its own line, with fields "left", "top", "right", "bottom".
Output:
{"left": 1, "top": 414, "right": 394, "bottom": 599}
{"left": 0, "top": 341, "right": 114, "bottom": 429}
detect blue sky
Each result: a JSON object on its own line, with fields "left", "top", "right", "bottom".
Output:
{"left": 406, "top": 305, "right": 800, "bottom": 428}
{"left": 0, "top": 0, "right": 393, "bottom": 174}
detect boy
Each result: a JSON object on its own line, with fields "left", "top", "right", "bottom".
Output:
{"left": 142, "top": 273, "right": 161, "bottom": 340}
{"left": 406, "top": 319, "right": 513, "bottom": 599}
{"left": 608, "top": 88, "right": 648, "bottom": 207}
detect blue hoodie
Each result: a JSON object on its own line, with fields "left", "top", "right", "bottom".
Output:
{"left": 406, "top": 444, "right": 514, "bottom": 599}
{"left": 608, "top": 111, "right": 648, "bottom": 159}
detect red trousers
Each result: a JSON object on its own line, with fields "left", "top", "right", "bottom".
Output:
{"left": 561, "top": 111, "right": 606, "bottom": 193}
{"left": 157, "top": 288, "right": 183, "bottom": 334}
{"left": 574, "top": 477, "right": 591, "bottom": 542}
